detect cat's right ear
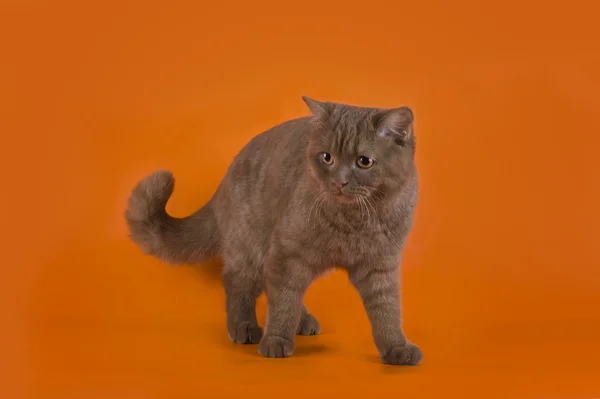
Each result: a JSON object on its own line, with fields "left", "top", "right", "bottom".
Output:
{"left": 375, "top": 106, "right": 414, "bottom": 146}
{"left": 302, "top": 96, "right": 331, "bottom": 120}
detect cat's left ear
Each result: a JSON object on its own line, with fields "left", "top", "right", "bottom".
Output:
{"left": 302, "top": 96, "right": 332, "bottom": 120}
{"left": 375, "top": 106, "right": 414, "bottom": 145}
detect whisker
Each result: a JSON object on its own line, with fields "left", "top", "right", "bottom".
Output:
{"left": 357, "top": 196, "right": 367, "bottom": 225}
{"left": 361, "top": 195, "right": 372, "bottom": 224}
{"left": 314, "top": 192, "right": 327, "bottom": 229}
{"left": 312, "top": 192, "right": 327, "bottom": 229}
{"left": 307, "top": 191, "right": 323, "bottom": 229}
{"left": 365, "top": 195, "right": 377, "bottom": 223}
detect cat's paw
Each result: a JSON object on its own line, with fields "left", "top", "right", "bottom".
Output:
{"left": 258, "top": 334, "right": 295, "bottom": 358}
{"left": 228, "top": 321, "right": 263, "bottom": 344}
{"left": 297, "top": 313, "right": 320, "bottom": 335}
{"left": 381, "top": 342, "right": 423, "bottom": 366}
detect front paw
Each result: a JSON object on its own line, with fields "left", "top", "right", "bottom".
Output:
{"left": 381, "top": 342, "right": 423, "bottom": 366}
{"left": 228, "top": 321, "right": 263, "bottom": 344}
{"left": 258, "top": 334, "right": 295, "bottom": 358}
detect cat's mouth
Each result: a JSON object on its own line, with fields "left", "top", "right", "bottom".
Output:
{"left": 331, "top": 190, "right": 357, "bottom": 204}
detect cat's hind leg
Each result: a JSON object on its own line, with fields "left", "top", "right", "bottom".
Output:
{"left": 297, "top": 305, "right": 320, "bottom": 336}
{"left": 222, "top": 253, "right": 264, "bottom": 344}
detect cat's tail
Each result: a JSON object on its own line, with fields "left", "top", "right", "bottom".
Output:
{"left": 124, "top": 170, "right": 220, "bottom": 265}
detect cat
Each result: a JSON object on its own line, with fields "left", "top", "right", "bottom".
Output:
{"left": 125, "top": 96, "right": 422, "bottom": 365}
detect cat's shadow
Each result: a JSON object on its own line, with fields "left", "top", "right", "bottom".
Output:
{"left": 294, "top": 338, "right": 331, "bottom": 357}
{"left": 203, "top": 322, "right": 332, "bottom": 359}
{"left": 363, "top": 354, "right": 422, "bottom": 373}
{"left": 235, "top": 339, "right": 331, "bottom": 359}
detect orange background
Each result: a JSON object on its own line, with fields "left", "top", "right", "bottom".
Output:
{"left": 2, "top": 0, "right": 600, "bottom": 398}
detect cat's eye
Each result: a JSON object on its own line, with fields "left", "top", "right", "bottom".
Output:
{"left": 321, "top": 152, "right": 334, "bottom": 165}
{"left": 357, "top": 156, "right": 374, "bottom": 169}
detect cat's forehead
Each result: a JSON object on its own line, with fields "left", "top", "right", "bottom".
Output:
{"left": 309, "top": 101, "right": 408, "bottom": 155}
{"left": 328, "top": 104, "right": 378, "bottom": 125}
{"left": 325, "top": 106, "right": 377, "bottom": 138}
{"left": 328, "top": 118, "right": 385, "bottom": 156}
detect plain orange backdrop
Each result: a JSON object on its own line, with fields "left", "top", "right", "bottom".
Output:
{"left": 1, "top": 0, "right": 600, "bottom": 398}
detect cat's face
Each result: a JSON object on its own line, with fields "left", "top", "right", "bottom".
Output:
{"left": 305, "top": 97, "right": 416, "bottom": 205}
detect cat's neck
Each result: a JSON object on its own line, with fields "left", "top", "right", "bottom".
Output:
{"left": 310, "top": 183, "right": 416, "bottom": 231}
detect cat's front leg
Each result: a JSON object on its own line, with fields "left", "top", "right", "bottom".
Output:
{"left": 348, "top": 258, "right": 423, "bottom": 366}
{"left": 258, "top": 254, "right": 313, "bottom": 358}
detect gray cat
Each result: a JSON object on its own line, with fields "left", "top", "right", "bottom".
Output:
{"left": 125, "top": 97, "right": 422, "bottom": 365}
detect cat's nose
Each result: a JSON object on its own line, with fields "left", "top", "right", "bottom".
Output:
{"left": 332, "top": 180, "right": 348, "bottom": 189}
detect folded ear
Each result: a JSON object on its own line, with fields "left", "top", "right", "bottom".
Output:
{"left": 376, "top": 106, "right": 414, "bottom": 145}
{"left": 302, "top": 96, "right": 332, "bottom": 120}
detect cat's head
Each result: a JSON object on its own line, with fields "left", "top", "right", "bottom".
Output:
{"left": 304, "top": 96, "right": 416, "bottom": 204}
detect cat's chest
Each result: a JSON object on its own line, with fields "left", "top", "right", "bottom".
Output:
{"left": 319, "top": 217, "right": 401, "bottom": 265}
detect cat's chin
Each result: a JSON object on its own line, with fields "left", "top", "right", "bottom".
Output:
{"left": 330, "top": 192, "right": 357, "bottom": 205}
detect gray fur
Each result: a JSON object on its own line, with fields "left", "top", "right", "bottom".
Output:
{"left": 125, "top": 97, "right": 422, "bottom": 365}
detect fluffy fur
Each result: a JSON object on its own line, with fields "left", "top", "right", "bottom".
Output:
{"left": 125, "top": 97, "right": 422, "bottom": 365}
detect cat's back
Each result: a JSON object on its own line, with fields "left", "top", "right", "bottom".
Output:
{"left": 236, "top": 116, "right": 311, "bottom": 160}
{"left": 219, "top": 116, "right": 311, "bottom": 185}
{"left": 212, "top": 116, "right": 311, "bottom": 228}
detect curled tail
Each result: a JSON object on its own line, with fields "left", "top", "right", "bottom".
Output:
{"left": 124, "top": 170, "right": 220, "bottom": 264}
